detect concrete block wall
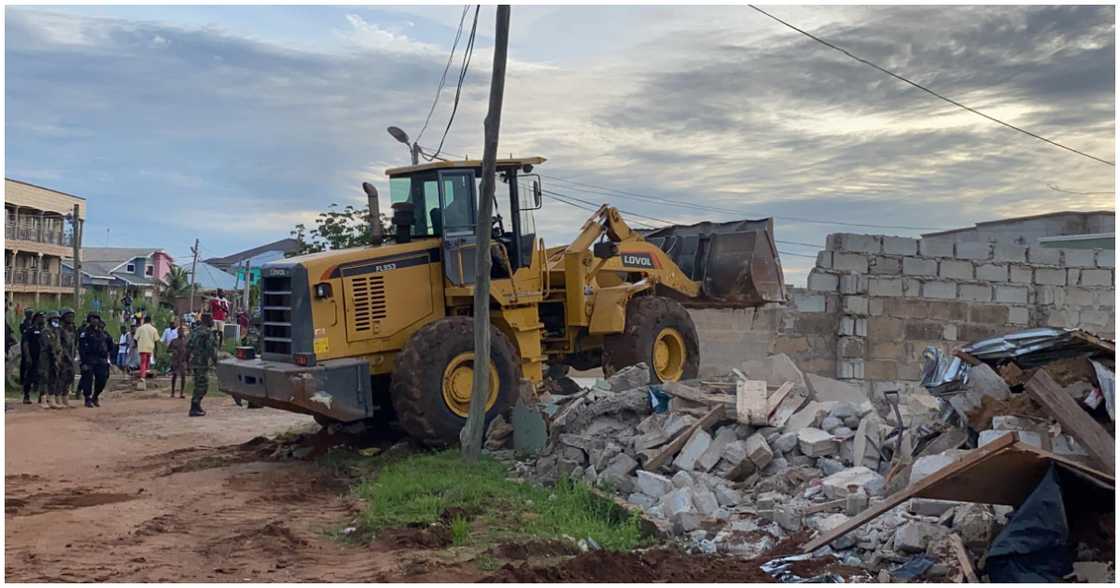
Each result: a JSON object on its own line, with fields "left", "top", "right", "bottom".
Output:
{"left": 691, "top": 231, "right": 1114, "bottom": 386}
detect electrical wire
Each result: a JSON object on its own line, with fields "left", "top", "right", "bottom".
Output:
{"left": 1047, "top": 184, "right": 1115, "bottom": 196}
{"left": 430, "top": 5, "right": 481, "bottom": 161}
{"left": 748, "top": 4, "right": 1116, "bottom": 167}
{"left": 416, "top": 5, "right": 472, "bottom": 145}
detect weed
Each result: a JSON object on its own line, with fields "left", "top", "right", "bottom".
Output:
{"left": 450, "top": 516, "right": 471, "bottom": 546}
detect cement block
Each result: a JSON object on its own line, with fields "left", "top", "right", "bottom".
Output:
{"left": 868, "top": 256, "right": 902, "bottom": 275}
{"left": 1042, "top": 307, "right": 1079, "bottom": 328}
{"left": 1066, "top": 287, "right": 1095, "bottom": 306}
{"left": 956, "top": 242, "right": 992, "bottom": 260}
{"left": 773, "top": 432, "right": 799, "bottom": 453}
{"left": 600, "top": 453, "right": 639, "bottom": 487}
{"left": 958, "top": 284, "right": 993, "bottom": 302}
{"left": 902, "top": 257, "right": 937, "bottom": 276}
{"left": 807, "top": 270, "right": 839, "bottom": 292}
{"left": 1079, "top": 269, "right": 1112, "bottom": 286}
{"left": 1097, "top": 290, "right": 1115, "bottom": 307}
{"left": 910, "top": 452, "right": 962, "bottom": 485}
{"left": 839, "top": 274, "right": 867, "bottom": 294}
{"left": 994, "top": 284, "right": 1029, "bottom": 304}
{"left": 992, "top": 243, "right": 1028, "bottom": 263}
{"left": 1008, "top": 265, "right": 1032, "bottom": 283}
{"left": 909, "top": 498, "right": 959, "bottom": 517}
{"left": 868, "top": 277, "right": 903, "bottom": 297}
{"left": 882, "top": 236, "right": 919, "bottom": 256}
{"left": 1028, "top": 247, "right": 1060, "bottom": 265}
{"left": 1062, "top": 248, "right": 1097, "bottom": 267}
{"left": 821, "top": 466, "right": 886, "bottom": 499}
{"left": 922, "top": 281, "right": 957, "bottom": 299}
{"left": 798, "top": 428, "right": 838, "bottom": 457}
{"left": 1097, "top": 250, "right": 1115, "bottom": 268}
{"left": 938, "top": 259, "right": 974, "bottom": 280}
{"left": 815, "top": 250, "right": 834, "bottom": 269}
{"left": 692, "top": 485, "right": 721, "bottom": 517}
{"left": 673, "top": 429, "right": 712, "bottom": 471}
{"left": 671, "top": 471, "right": 695, "bottom": 489}
{"left": 1008, "top": 306, "right": 1029, "bottom": 325}
{"left": 918, "top": 238, "right": 954, "bottom": 258}
{"left": 975, "top": 263, "right": 1008, "bottom": 282}
{"left": 627, "top": 493, "right": 657, "bottom": 509}
{"left": 894, "top": 521, "right": 946, "bottom": 553}
{"left": 784, "top": 401, "right": 826, "bottom": 433}
{"left": 696, "top": 427, "right": 737, "bottom": 472}
{"left": 1079, "top": 309, "right": 1111, "bottom": 327}
{"left": 745, "top": 433, "right": 774, "bottom": 468}
{"left": 636, "top": 471, "right": 673, "bottom": 498}
{"left": 833, "top": 252, "right": 869, "bottom": 273}
{"left": 658, "top": 486, "right": 696, "bottom": 518}
{"left": 837, "top": 336, "right": 865, "bottom": 359}
{"left": 1033, "top": 267, "right": 1066, "bottom": 285}
{"left": 792, "top": 291, "right": 827, "bottom": 313}
{"left": 714, "top": 485, "right": 742, "bottom": 507}
{"left": 842, "top": 295, "right": 869, "bottom": 315}
{"left": 837, "top": 359, "right": 864, "bottom": 379}
{"left": 838, "top": 316, "right": 867, "bottom": 337}
{"left": 827, "top": 233, "right": 882, "bottom": 254}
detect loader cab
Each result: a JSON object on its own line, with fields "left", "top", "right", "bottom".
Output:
{"left": 386, "top": 157, "right": 545, "bottom": 285}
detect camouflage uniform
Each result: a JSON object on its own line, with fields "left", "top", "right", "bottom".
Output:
{"left": 57, "top": 310, "right": 78, "bottom": 402}
{"left": 38, "top": 314, "right": 60, "bottom": 406}
{"left": 187, "top": 321, "right": 218, "bottom": 412}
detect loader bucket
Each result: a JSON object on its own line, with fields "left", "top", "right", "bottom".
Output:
{"left": 642, "top": 219, "right": 786, "bottom": 306}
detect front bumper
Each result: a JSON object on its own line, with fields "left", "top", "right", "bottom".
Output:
{"left": 216, "top": 357, "right": 373, "bottom": 422}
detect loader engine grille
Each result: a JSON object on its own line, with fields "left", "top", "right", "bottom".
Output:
{"left": 261, "top": 275, "right": 293, "bottom": 355}
{"left": 348, "top": 275, "right": 388, "bottom": 332}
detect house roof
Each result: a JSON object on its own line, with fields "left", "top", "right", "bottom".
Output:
{"left": 191, "top": 261, "right": 239, "bottom": 291}
{"left": 204, "top": 238, "right": 302, "bottom": 267}
{"left": 81, "top": 247, "right": 162, "bottom": 263}
{"left": 5, "top": 178, "right": 87, "bottom": 201}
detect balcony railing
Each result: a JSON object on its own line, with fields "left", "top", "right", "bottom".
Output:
{"left": 5, "top": 269, "right": 62, "bottom": 287}
{"left": 5, "top": 222, "right": 74, "bottom": 247}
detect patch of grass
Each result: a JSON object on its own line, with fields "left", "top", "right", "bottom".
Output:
{"left": 474, "top": 554, "right": 500, "bottom": 572}
{"left": 353, "top": 450, "right": 649, "bottom": 551}
{"left": 450, "top": 515, "right": 471, "bottom": 546}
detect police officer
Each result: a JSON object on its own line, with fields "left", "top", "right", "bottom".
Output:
{"left": 19, "top": 309, "right": 38, "bottom": 404}
{"left": 75, "top": 313, "right": 96, "bottom": 399}
{"left": 79, "top": 315, "right": 114, "bottom": 407}
{"left": 56, "top": 308, "right": 78, "bottom": 408}
{"left": 39, "top": 311, "right": 60, "bottom": 409}
{"left": 187, "top": 312, "right": 218, "bottom": 417}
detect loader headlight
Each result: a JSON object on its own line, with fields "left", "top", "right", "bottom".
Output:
{"left": 314, "top": 282, "right": 333, "bottom": 299}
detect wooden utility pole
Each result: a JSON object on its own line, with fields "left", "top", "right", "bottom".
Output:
{"left": 462, "top": 4, "right": 511, "bottom": 462}
{"left": 188, "top": 239, "right": 200, "bottom": 315}
{"left": 70, "top": 204, "right": 82, "bottom": 309}
{"left": 243, "top": 259, "right": 252, "bottom": 316}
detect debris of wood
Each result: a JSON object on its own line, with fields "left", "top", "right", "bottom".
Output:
{"left": 643, "top": 405, "right": 723, "bottom": 471}
{"left": 1024, "top": 370, "right": 1115, "bottom": 475}
{"left": 766, "top": 382, "right": 794, "bottom": 419}
{"left": 946, "top": 533, "right": 979, "bottom": 583}
{"left": 736, "top": 379, "right": 767, "bottom": 425}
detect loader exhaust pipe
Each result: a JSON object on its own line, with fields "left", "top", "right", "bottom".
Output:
{"left": 362, "top": 182, "right": 385, "bottom": 246}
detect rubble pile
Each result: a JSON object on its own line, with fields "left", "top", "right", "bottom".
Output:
{"left": 495, "top": 327, "right": 1115, "bottom": 581}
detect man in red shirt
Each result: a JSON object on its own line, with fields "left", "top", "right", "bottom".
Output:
{"left": 209, "top": 289, "right": 229, "bottom": 347}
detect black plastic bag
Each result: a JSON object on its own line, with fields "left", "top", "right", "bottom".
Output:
{"left": 986, "top": 464, "right": 1072, "bottom": 582}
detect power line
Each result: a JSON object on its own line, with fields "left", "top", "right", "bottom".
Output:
{"left": 747, "top": 4, "right": 1115, "bottom": 167}
{"left": 541, "top": 173, "right": 945, "bottom": 231}
{"left": 416, "top": 5, "right": 471, "bottom": 145}
{"left": 1048, "top": 184, "right": 1115, "bottom": 196}
{"left": 430, "top": 5, "right": 481, "bottom": 160}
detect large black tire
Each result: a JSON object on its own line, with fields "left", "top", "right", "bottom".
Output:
{"left": 390, "top": 316, "right": 520, "bottom": 447}
{"left": 603, "top": 296, "right": 700, "bottom": 383}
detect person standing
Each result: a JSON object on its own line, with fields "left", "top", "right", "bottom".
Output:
{"left": 209, "top": 289, "right": 230, "bottom": 348}
{"left": 126, "top": 324, "right": 140, "bottom": 374}
{"left": 22, "top": 311, "right": 44, "bottom": 404}
{"left": 121, "top": 291, "right": 133, "bottom": 323}
{"left": 74, "top": 313, "right": 95, "bottom": 399}
{"left": 116, "top": 326, "right": 129, "bottom": 369}
{"left": 55, "top": 308, "right": 78, "bottom": 408}
{"left": 162, "top": 319, "right": 179, "bottom": 347}
{"left": 18, "top": 308, "right": 34, "bottom": 403}
{"left": 38, "top": 311, "right": 60, "bottom": 408}
{"left": 169, "top": 324, "right": 189, "bottom": 398}
{"left": 79, "top": 316, "right": 114, "bottom": 407}
{"left": 187, "top": 313, "right": 218, "bottom": 417}
{"left": 135, "top": 316, "right": 159, "bottom": 380}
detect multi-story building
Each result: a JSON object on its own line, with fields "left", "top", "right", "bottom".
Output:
{"left": 5, "top": 178, "right": 85, "bottom": 309}
{"left": 63, "top": 247, "right": 175, "bottom": 304}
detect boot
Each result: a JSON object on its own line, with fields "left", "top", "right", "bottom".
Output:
{"left": 22, "top": 392, "right": 31, "bottom": 405}
{"left": 92, "top": 397, "right": 100, "bottom": 407}
{"left": 189, "top": 401, "right": 206, "bottom": 417}
{"left": 43, "top": 395, "right": 55, "bottom": 409}
{"left": 84, "top": 397, "right": 94, "bottom": 408}
{"left": 60, "top": 395, "right": 71, "bottom": 408}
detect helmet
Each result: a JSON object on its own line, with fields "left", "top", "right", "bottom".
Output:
{"left": 60, "top": 307, "right": 75, "bottom": 317}
{"left": 24, "top": 308, "right": 34, "bottom": 317}
{"left": 45, "top": 310, "right": 60, "bottom": 319}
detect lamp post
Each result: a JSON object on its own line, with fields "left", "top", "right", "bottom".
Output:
{"left": 387, "top": 126, "right": 420, "bottom": 165}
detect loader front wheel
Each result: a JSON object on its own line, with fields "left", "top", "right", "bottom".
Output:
{"left": 390, "top": 316, "right": 520, "bottom": 447}
{"left": 603, "top": 296, "right": 699, "bottom": 383}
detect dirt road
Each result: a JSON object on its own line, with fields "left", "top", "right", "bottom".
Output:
{"left": 4, "top": 384, "right": 480, "bottom": 582}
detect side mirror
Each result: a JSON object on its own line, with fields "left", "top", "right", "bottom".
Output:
{"left": 533, "top": 180, "right": 542, "bottom": 208}
{"left": 520, "top": 174, "right": 543, "bottom": 211}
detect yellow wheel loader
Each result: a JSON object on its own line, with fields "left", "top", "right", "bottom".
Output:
{"left": 216, "top": 157, "right": 786, "bottom": 446}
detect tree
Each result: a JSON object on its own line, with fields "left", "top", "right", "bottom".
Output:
{"left": 290, "top": 203, "right": 391, "bottom": 256}
{"left": 164, "top": 266, "right": 191, "bottom": 298}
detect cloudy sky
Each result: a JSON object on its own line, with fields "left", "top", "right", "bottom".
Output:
{"left": 6, "top": 4, "right": 1115, "bottom": 283}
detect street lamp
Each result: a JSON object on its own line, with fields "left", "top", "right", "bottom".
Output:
{"left": 387, "top": 126, "right": 420, "bottom": 165}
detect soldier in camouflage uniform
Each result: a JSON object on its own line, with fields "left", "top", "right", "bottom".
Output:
{"left": 187, "top": 313, "right": 218, "bottom": 417}
{"left": 56, "top": 308, "right": 78, "bottom": 408}
{"left": 38, "top": 311, "right": 61, "bottom": 409}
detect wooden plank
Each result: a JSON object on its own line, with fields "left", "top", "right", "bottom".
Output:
{"left": 736, "top": 379, "right": 768, "bottom": 425}
{"left": 769, "top": 388, "right": 807, "bottom": 428}
{"left": 946, "top": 534, "right": 979, "bottom": 583}
{"left": 1024, "top": 370, "right": 1115, "bottom": 475}
{"left": 644, "top": 405, "right": 723, "bottom": 471}
{"left": 766, "top": 382, "right": 795, "bottom": 418}
{"left": 662, "top": 381, "right": 734, "bottom": 408}
{"left": 802, "top": 434, "right": 1018, "bottom": 552}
